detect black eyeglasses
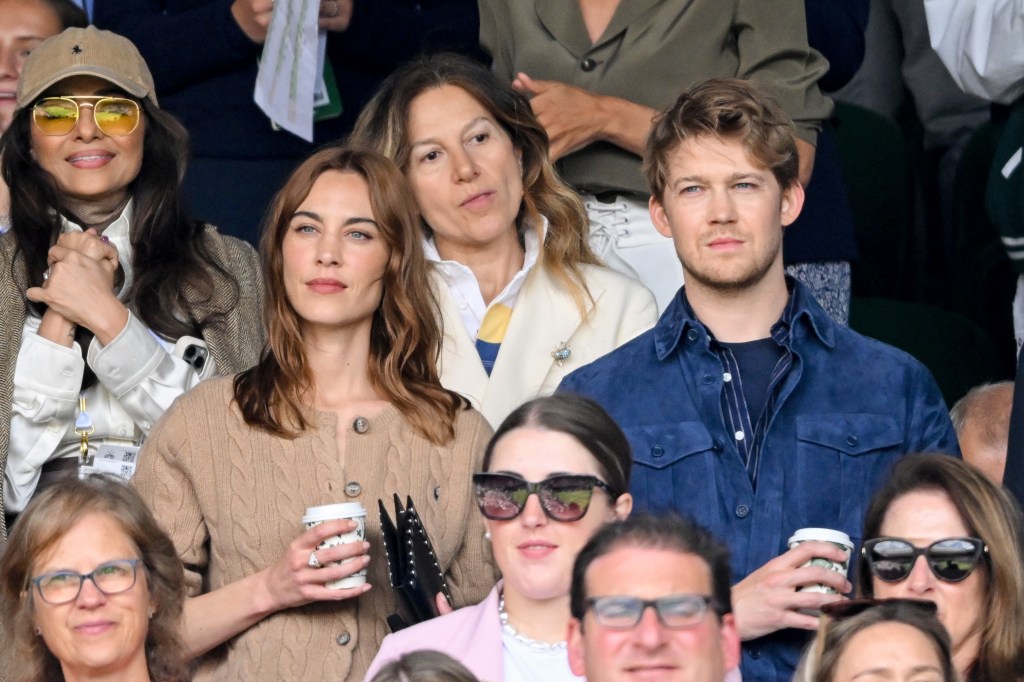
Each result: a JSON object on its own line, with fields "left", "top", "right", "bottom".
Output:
{"left": 586, "top": 594, "right": 718, "bottom": 629}
{"left": 31, "top": 558, "right": 143, "bottom": 605}
{"left": 862, "top": 537, "right": 988, "bottom": 583}
{"left": 821, "top": 597, "right": 938, "bottom": 620}
{"left": 472, "top": 472, "right": 615, "bottom": 522}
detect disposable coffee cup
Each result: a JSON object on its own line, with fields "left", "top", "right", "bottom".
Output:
{"left": 787, "top": 527, "right": 853, "bottom": 594}
{"left": 302, "top": 502, "right": 368, "bottom": 590}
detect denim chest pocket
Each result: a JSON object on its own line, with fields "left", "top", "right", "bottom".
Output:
{"left": 625, "top": 422, "right": 717, "bottom": 520}
{"left": 794, "top": 414, "right": 905, "bottom": 543}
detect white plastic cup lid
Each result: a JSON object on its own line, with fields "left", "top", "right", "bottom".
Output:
{"left": 302, "top": 502, "right": 367, "bottom": 525}
{"left": 788, "top": 527, "right": 853, "bottom": 549}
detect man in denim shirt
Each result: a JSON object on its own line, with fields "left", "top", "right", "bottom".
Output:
{"left": 559, "top": 78, "right": 959, "bottom": 682}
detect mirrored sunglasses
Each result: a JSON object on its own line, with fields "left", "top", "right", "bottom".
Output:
{"left": 862, "top": 536, "right": 987, "bottom": 583}
{"left": 32, "top": 96, "right": 141, "bottom": 137}
{"left": 472, "top": 472, "right": 614, "bottom": 522}
{"left": 586, "top": 594, "right": 719, "bottom": 630}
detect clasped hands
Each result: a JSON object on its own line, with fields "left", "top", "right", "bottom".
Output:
{"left": 26, "top": 228, "right": 128, "bottom": 345}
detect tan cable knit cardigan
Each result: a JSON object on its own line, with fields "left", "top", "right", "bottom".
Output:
{"left": 133, "top": 377, "right": 496, "bottom": 682}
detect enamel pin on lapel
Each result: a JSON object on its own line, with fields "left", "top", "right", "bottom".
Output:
{"left": 551, "top": 341, "right": 571, "bottom": 367}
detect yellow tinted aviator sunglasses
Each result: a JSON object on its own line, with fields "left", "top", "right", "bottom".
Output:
{"left": 32, "top": 95, "right": 141, "bottom": 137}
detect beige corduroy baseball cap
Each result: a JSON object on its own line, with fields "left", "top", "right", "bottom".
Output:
{"left": 16, "top": 26, "right": 158, "bottom": 108}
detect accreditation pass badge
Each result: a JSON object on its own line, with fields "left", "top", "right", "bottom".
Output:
{"left": 92, "top": 443, "right": 141, "bottom": 480}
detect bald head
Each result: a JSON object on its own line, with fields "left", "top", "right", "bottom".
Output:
{"left": 950, "top": 381, "right": 1013, "bottom": 483}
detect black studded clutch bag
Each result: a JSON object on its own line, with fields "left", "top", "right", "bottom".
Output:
{"left": 378, "top": 494, "right": 454, "bottom": 632}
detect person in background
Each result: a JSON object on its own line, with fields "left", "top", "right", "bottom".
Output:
{"left": 559, "top": 78, "right": 959, "bottom": 680}
{"left": 368, "top": 650, "right": 481, "bottom": 682}
{"left": 93, "top": 0, "right": 483, "bottom": 244}
{"left": 0, "top": 0, "right": 86, "bottom": 230}
{"left": 0, "top": 26, "right": 263, "bottom": 535}
{"left": 950, "top": 381, "right": 1013, "bottom": 483}
{"left": 350, "top": 53, "right": 656, "bottom": 428}
{"left": 566, "top": 514, "right": 741, "bottom": 682}
{"left": 478, "top": 0, "right": 839, "bottom": 318}
{"left": 133, "top": 146, "right": 494, "bottom": 681}
{"left": 0, "top": 474, "right": 188, "bottom": 682}
{"left": 797, "top": 599, "right": 956, "bottom": 682}
{"left": 859, "top": 454, "right": 1024, "bottom": 681}
{"left": 366, "top": 394, "right": 633, "bottom": 681}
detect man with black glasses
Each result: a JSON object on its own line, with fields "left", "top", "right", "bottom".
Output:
{"left": 567, "top": 514, "right": 740, "bottom": 682}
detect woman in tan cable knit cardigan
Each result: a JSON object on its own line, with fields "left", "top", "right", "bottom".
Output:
{"left": 132, "top": 146, "right": 496, "bottom": 682}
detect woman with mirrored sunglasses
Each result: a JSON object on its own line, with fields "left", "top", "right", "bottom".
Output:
{"left": 857, "top": 454, "right": 1024, "bottom": 681}
{"left": 0, "top": 474, "right": 187, "bottom": 682}
{"left": 0, "top": 26, "right": 264, "bottom": 534}
{"left": 366, "top": 394, "right": 634, "bottom": 682}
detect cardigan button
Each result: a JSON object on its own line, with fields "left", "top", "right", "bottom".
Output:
{"left": 336, "top": 631, "right": 351, "bottom": 646}
{"left": 580, "top": 57, "right": 597, "bottom": 72}
{"left": 344, "top": 481, "right": 362, "bottom": 497}
{"left": 353, "top": 417, "right": 369, "bottom": 434}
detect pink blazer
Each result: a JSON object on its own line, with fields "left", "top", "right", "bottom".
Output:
{"left": 364, "top": 584, "right": 505, "bottom": 682}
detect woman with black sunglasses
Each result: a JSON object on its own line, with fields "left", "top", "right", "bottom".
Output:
{"left": 365, "top": 393, "right": 633, "bottom": 681}
{"left": 857, "top": 454, "right": 1024, "bottom": 681}
{"left": 0, "top": 26, "right": 262, "bottom": 535}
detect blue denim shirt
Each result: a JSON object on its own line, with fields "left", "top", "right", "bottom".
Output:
{"left": 558, "top": 282, "right": 960, "bottom": 682}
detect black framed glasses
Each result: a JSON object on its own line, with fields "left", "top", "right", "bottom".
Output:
{"left": 472, "top": 472, "right": 615, "bottom": 522}
{"left": 586, "top": 594, "right": 718, "bottom": 629}
{"left": 862, "top": 537, "right": 988, "bottom": 583}
{"left": 31, "top": 558, "right": 143, "bottom": 605}
{"left": 32, "top": 96, "right": 141, "bottom": 137}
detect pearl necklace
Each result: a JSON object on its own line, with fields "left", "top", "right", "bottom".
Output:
{"left": 498, "top": 593, "right": 567, "bottom": 652}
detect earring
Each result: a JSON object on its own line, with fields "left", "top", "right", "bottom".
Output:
{"left": 148, "top": 610, "right": 155, "bottom": 620}
{"left": 484, "top": 531, "right": 492, "bottom": 541}
{"left": 34, "top": 627, "right": 41, "bottom": 636}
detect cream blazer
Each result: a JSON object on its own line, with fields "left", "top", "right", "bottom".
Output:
{"left": 436, "top": 261, "right": 658, "bottom": 427}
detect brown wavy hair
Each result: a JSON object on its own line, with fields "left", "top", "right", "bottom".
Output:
{"left": 349, "top": 52, "right": 598, "bottom": 315}
{"left": 233, "top": 146, "right": 466, "bottom": 444}
{"left": 0, "top": 475, "right": 187, "bottom": 682}
{"left": 858, "top": 454, "right": 1024, "bottom": 681}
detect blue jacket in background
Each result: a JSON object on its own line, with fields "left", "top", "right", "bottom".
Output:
{"left": 558, "top": 281, "right": 960, "bottom": 682}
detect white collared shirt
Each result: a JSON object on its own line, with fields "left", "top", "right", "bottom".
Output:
{"left": 425, "top": 220, "right": 545, "bottom": 341}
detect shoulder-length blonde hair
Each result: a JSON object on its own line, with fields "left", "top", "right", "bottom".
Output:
{"left": 233, "top": 146, "right": 466, "bottom": 444}
{"left": 350, "top": 52, "right": 598, "bottom": 313}
{"left": 0, "top": 475, "right": 187, "bottom": 682}
{"left": 858, "top": 454, "right": 1024, "bottom": 681}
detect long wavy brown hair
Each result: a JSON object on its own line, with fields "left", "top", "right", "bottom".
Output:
{"left": 233, "top": 146, "right": 466, "bottom": 444}
{"left": 350, "top": 52, "right": 598, "bottom": 315}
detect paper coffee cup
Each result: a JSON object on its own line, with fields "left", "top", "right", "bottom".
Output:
{"left": 302, "top": 502, "right": 368, "bottom": 589}
{"left": 787, "top": 527, "right": 853, "bottom": 594}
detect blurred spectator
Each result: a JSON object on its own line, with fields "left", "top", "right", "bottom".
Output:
{"left": 93, "top": 0, "right": 483, "bottom": 244}
{"left": 950, "top": 381, "right": 1013, "bottom": 483}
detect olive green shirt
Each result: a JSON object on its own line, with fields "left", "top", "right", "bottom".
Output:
{"left": 479, "top": 0, "right": 833, "bottom": 196}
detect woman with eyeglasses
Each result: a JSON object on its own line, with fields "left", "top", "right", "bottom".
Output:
{"left": 857, "top": 454, "right": 1024, "bottom": 681}
{"left": 0, "top": 26, "right": 263, "bottom": 534}
{"left": 797, "top": 599, "right": 956, "bottom": 682}
{"left": 0, "top": 474, "right": 187, "bottom": 682}
{"left": 350, "top": 54, "right": 657, "bottom": 429}
{"left": 365, "top": 393, "right": 633, "bottom": 682}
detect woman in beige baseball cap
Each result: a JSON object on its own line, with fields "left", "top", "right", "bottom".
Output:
{"left": 0, "top": 26, "right": 265, "bottom": 535}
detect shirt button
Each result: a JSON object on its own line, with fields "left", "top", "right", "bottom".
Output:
{"left": 846, "top": 435, "right": 859, "bottom": 447}
{"left": 712, "top": 439, "right": 723, "bottom": 452}
{"left": 750, "top": 648, "right": 761, "bottom": 660}
{"left": 457, "top": 301, "right": 468, "bottom": 310}
{"left": 119, "top": 427, "right": 128, "bottom": 437}
{"left": 702, "top": 374, "right": 715, "bottom": 385}
{"left": 336, "top": 631, "right": 351, "bottom": 646}
{"left": 735, "top": 431, "right": 745, "bottom": 441}
{"left": 651, "top": 445, "right": 664, "bottom": 458}
{"left": 580, "top": 57, "right": 597, "bottom": 71}
{"left": 62, "top": 368, "right": 73, "bottom": 376}
{"left": 686, "top": 329, "right": 699, "bottom": 342}
{"left": 344, "top": 481, "right": 362, "bottom": 497}
{"left": 723, "top": 372, "right": 732, "bottom": 382}
{"left": 735, "top": 504, "right": 750, "bottom": 518}
{"left": 352, "top": 417, "right": 369, "bottom": 434}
